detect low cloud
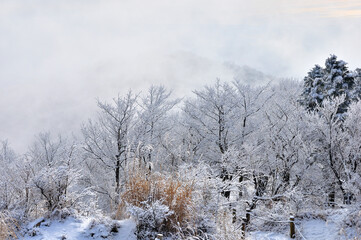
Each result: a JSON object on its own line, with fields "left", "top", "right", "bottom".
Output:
{"left": 1, "top": 0, "right": 361, "bottom": 152}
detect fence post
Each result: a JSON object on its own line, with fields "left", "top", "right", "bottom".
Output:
{"left": 246, "top": 208, "right": 251, "bottom": 223}
{"left": 289, "top": 215, "right": 295, "bottom": 238}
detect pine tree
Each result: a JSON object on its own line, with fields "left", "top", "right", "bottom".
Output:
{"left": 352, "top": 68, "right": 361, "bottom": 100}
{"left": 324, "top": 55, "right": 355, "bottom": 113}
{"left": 300, "top": 55, "right": 358, "bottom": 114}
{"left": 300, "top": 64, "right": 325, "bottom": 111}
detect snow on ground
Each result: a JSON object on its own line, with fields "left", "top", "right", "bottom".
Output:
{"left": 19, "top": 209, "right": 358, "bottom": 240}
{"left": 248, "top": 221, "right": 342, "bottom": 240}
{"left": 301, "top": 219, "right": 339, "bottom": 240}
{"left": 22, "top": 217, "right": 136, "bottom": 240}
{"left": 248, "top": 231, "right": 289, "bottom": 240}
{"left": 112, "top": 219, "right": 136, "bottom": 240}
{"left": 298, "top": 209, "right": 359, "bottom": 240}
{"left": 248, "top": 209, "right": 359, "bottom": 240}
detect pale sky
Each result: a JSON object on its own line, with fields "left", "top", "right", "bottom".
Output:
{"left": 1, "top": 0, "right": 361, "bottom": 152}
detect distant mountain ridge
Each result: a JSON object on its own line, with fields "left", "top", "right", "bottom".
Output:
{"left": 224, "top": 62, "right": 276, "bottom": 86}
{"left": 164, "top": 52, "right": 276, "bottom": 98}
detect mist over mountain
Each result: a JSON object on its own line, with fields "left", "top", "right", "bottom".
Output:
{"left": 225, "top": 62, "right": 276, "bottom": 86}
{"left": 1, "top": 51, "right": 275, "bottom": 153}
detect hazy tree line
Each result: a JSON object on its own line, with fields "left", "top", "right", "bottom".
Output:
{"left": 1, "top": 55, "right": 361, "bottom": 238}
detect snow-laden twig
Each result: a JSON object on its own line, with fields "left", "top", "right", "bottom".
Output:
{"left": 295, "top": 224, "right": 308, "bottom": 240}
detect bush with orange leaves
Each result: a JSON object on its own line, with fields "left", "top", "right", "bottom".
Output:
{"left": 120, "top": 169, "right": 194, "bottom": 239}
{"left": 0, "top": 211, "right": 20, "bottom": 240}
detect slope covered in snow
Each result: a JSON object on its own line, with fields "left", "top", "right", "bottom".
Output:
{"left": 22, "top": 217, "right": 136, "bottom": 240}
{"left": 19, "top": 209, "right": 359, "bottom": 240}
{"left": 248, "top": 209, "right": 359, "bottom": 240}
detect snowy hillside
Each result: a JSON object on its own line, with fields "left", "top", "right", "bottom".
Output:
{"left": 18, "top": 209, "right": 359, "bottom": 240}
{"left": 22, "top": 217, "right": 136, "bottom": 240}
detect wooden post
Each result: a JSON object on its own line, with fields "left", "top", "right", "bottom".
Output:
{"left": 156, "top": 233, "right": 163, "bottom": 240}
{"left": 289, "top": 215, "right": 295, "bottom": 238}
{"left": 246, "top": 208, "right": 251, "bottom": 223}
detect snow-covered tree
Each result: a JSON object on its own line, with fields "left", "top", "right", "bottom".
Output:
{"left": 233, "top": 80, "right": 273, "bottom": 145}
{"left": 352, "top": 68, "right": 361, "bottom": 100}
{"left": 182, "top": 80, "right": 241, "bottom": 202}
{"left": 27, "top": 133, "right": 87, "bottom": 215}
{"left": 0, "top": 141, "right": 20, "bottom": 211}
{"left": 262, "top": 82, "right": 306, "bottom": 196}
{"left": 82, "top": 91, "right": 137, "bottom": 204}
{"left": 134, "top": 85, "right": 179, "bottom": 166}
{"left": 300, "top": 55, "right": 358, "bottom": 114}
{"left": 183, "top": 80, "right": 238, "bottom": 162}
{"left": 335, "top": 100, "right": 361, "bottom": 203}
{"left": 300, "top": 64, "right": 325, "bottom": 111}
{"left": 299, "top": 56, "right": 361, "bottom": 206}
{"left": 306, "top": 96, "right": 355, "bottom": 205}
{"left": 324, "top": 55, "right": 356, "bottom": 113}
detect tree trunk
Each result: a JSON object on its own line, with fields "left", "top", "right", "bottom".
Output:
{"left": 115, "top": 159, "right": 120, "bottom": 194}
{"left": 328, "top": 183, "right": 335, "bottom": 207}
{"left": 220, "top": 168, "right": 232, "bottom": 199}
{"left": 343, "top": 192, "right": 353, "bottom": 205}
{"left": 249, "top": 173, "right": 269, "bottom": 210}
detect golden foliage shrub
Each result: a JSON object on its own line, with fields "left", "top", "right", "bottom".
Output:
{"left": 121, "top": 169, "right": 194, "bottom": 231}
{"left": 0, "top": 212, "right": 19, "bottom": 240}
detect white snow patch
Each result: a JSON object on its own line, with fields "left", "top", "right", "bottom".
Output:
{"left": 114, "top": 219, "right": 137, "bottom": 240}
{"left": 301, "top": 219, "right": 338, "bottom": 240}
{"left": 248, "top": 231, "right": 289, "bottom": 240}
{"left": 23, "top": 217, "right": 136, "bottom": 240}
{"left": 247, "top": 209, "right": 358, "bottom": 240}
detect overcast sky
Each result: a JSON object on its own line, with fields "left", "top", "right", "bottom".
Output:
{"left": 1, "top": 0, "right": 361, "bottom": 152}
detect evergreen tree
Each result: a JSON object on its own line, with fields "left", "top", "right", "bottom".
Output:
{"left": 324, "top": 55, "right": 355, "bottom": 113}
{"left": 300, "top": 64, "right": 325, "bottom": 111}
{"left": 353, "top": 68, "right": 361, "bottom": 100}
{"left": 300, "top": 55, "right": 358, "bottom": 114}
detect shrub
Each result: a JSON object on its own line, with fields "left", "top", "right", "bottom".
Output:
{"left": 121, "top": 169, "right": 194, "bottom": 238}
{"left": 127, "top": 200, "right": 173, "bottom": 239}
{"left": 31, "top": 166, "right": 91, "bottom": 216}
{"left": 0, "top": 211, "right": 19, "bottom": 240}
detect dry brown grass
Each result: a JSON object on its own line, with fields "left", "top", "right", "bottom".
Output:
{"left": 215, "top": 209, "right": 244, "bottom": 240}
{"left": 114, "top": 200, "right": 129, "bottom": 220}
{"left": 121, "top": 169, "right": 194, "bottom": 231}
{"left": 0, "top": 212, "right": 19, "bottom": 240}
